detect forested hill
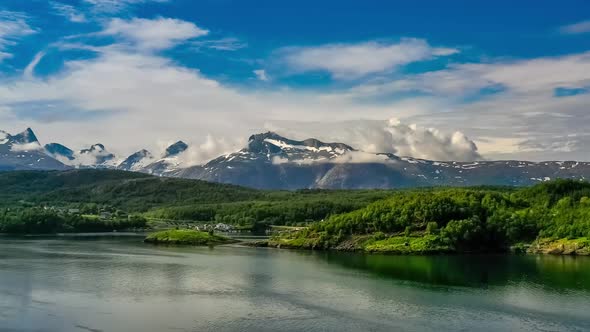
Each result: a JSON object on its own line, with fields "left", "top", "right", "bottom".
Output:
{"left": 0, "top": 169, "right": 261, "bottom": 211}
{"left": 271, "top": 180, "right": 590, "bottom": 254}
{"left": 0, "top": 169, "right": 394, "bottom": 228}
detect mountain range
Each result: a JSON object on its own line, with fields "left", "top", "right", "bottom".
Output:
{"left": 2, "top": 127, "right": 590, "bottom": 189}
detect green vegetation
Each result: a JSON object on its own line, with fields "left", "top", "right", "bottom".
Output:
{"left": 2, "top": 170, "right": 590, "bottom": 255}
{"left": 144, "top": 229, "right": 235, "bottom": 245}
{"left": 267, "top": 180, "right": 590, "bottom": 254}
{"left": 0, "top": 170, "right": 392, "bottom": 233}
{"left": 0, "top": 207, "right": 147, "bottom": 234}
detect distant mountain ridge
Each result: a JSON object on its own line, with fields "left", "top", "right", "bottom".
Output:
{"left": 0, "top": 128, "right": 68, "bottom": 171}
{"left": 3, "top": 127, "right": 590, "bottom": 189}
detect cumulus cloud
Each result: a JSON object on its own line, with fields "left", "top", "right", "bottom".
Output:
{"left": 266, "top": 118, "right": 481, "bottom": 162}
{"left": 279, "top": 38, "right": 458, "bottom": 79}
{"left": 377, "top": 119, "right": 481, "bottom": 161}
{"left": 0, "top": 11, "right": 37, "bottom": 62}
{"left": 560, "top": 20, "right": 590, "bottom": 35}
{"left": 102, "top": 17, "right": 209, "bottom": 50}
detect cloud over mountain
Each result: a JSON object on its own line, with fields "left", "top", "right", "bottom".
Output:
{"left": 365, "top": 118, "right": 481, "bottom": 161}
{"left": 0, "top": 2, "right": 589, "bottom": 163}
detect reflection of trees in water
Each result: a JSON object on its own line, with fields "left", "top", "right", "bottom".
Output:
{"left": 317, "top": 252, "right": 590, "bottom": 291}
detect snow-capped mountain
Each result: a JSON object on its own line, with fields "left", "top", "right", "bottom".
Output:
{"left": 118, "top": 149, "right": 154, "bottom": 171}
{"left": 45, "top": 142, "right": 118, "bottom": 168}
{"left": 138, "top": 141, "right": 189, "bottom": 175}
{"left": 245, "top": 132, "right": 354, "bottom": 163}
{"left": 4, "top": 127, "right": 590, "bottom": 190}
{"left": 175, "top": 132, "right": 356, "bottom": 188}
{"left": 0, "top": 128, "right": 68, "bottom": 171}
{"left": 45, "top": 143, "right": 75, "bottom": 161}
{"left": 175, "top": 132, "right": 590, "bottom": 189}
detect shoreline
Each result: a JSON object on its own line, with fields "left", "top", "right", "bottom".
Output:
{"left": 246, "top": 237, "right": 590, "bottom": 256}
{"left": 2, "top": 232, "right": 589, "bottom": 256}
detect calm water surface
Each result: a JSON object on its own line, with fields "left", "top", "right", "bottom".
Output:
{"left": 1, "top": 237, "right": 589, "bottom": 332}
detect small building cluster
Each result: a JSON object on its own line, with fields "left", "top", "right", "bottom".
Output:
{"left": 194, "top": 223, "right": 235, "bottom": 232}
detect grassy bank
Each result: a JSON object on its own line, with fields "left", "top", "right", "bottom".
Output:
{"left": 257, "top": 234, "right": 590, "bottom": 255}
{"left": 144, "top": 229, "right": 237, "bottom": 246}
{"left": 260, "top": 233, "right": 453, "bottom": 254}
{"left": 527, "top": 238, "right": 590, "bottom": 255}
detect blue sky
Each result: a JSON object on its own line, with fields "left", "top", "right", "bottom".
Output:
{"left": 0, "top": 0, "right": 589, "bottom": 162}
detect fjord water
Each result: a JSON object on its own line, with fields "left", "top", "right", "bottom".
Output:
{"left": 1, "top": 238, "right": 589, "bottom": 332}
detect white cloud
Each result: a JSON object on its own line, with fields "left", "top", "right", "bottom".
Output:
{"left": 24, "top": 51, "right": 46, "bottom": 79}
{"left": 83, "top": 0, "right": 169, "bottom": 13}
{"left": 10, "top": 141, "right": 42, "bottom": 152}
{"left": 102, "top": 17, "right": 208, "bottom": 50}
{"left": 0, "top": 11, "right": 37, "bottom": 62}
{"left": 560, "top": 20, "right": 590, "bottom": 35}
{"left": 374, "top": 118, "right": 481, "bottom": 161}
{"left": 272, "top": 150, "right": 391, "bottom": 165}
{"left": 180, "top": 135, "right": 245, "bottom": 166}
{"left": 0, "top": 44, "right": 423, "bottom": 157}
{"left": 280, "top": 38, "right": 458, "bottom": 79}
{"left": 348, "top": 52, "right": 590, "bottom": 98}
{"left": 254, "top": 69, "right": 269, "bottom": 81}
{"left": 192, "top": 37, "right": 247, "bottom": 51}
{"left": 2, "top": 18, "right": 590, "bottom": 163}
{"left": 50, "top": 2, "right": 87, "bottom": 23}
{"left": 265, "top": 118, "right": 481, "bottom": 162}
{"left": 332, "top": 51, "right": 590, "bottom": 161}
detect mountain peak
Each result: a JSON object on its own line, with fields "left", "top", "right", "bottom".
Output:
{"left": 45, "top": 143, "right": 75, "bottom": 160}
{"left": 246, "top": 131, "right": 354, "bottom": 154}
{"left": 11, "top": 127, "right": 39, "bottom": 145}
{"left": 118, "top": 149, "right": 154, "bottom": 171}
{"left": 80, "top": 144, "right": 106, "bottom": 154}
{"left": 165, "top": 141, "right": 188, "bottom": 157}
{"left": 136, "top": 149, "right": 151, "bottom": 156}
{"left": 248, "top": 131, "right": 287, "bottom": 143}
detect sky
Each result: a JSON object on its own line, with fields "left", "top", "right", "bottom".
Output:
{"left": 0, "top": 0, "right": 589, "bottom": 162}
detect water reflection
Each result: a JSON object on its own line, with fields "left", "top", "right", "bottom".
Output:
{"left": 0, "top": 238, "right": 589, "bottom": 332}
{"left": 315, "top": 252, "right": 590, "bottom": 291}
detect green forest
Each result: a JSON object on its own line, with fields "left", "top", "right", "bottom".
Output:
{"left": 269, "top": 180, "right": 590, "bottom": 254}
{"left": 0, "top": 170, "right": 391, "bottom": 233}
{"left": 1, "top": 170, "right": 589, "bottom": 254}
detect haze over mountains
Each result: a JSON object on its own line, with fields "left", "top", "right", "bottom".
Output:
{"left": 2, "top": 127, "right": 590, "bottom": 189}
